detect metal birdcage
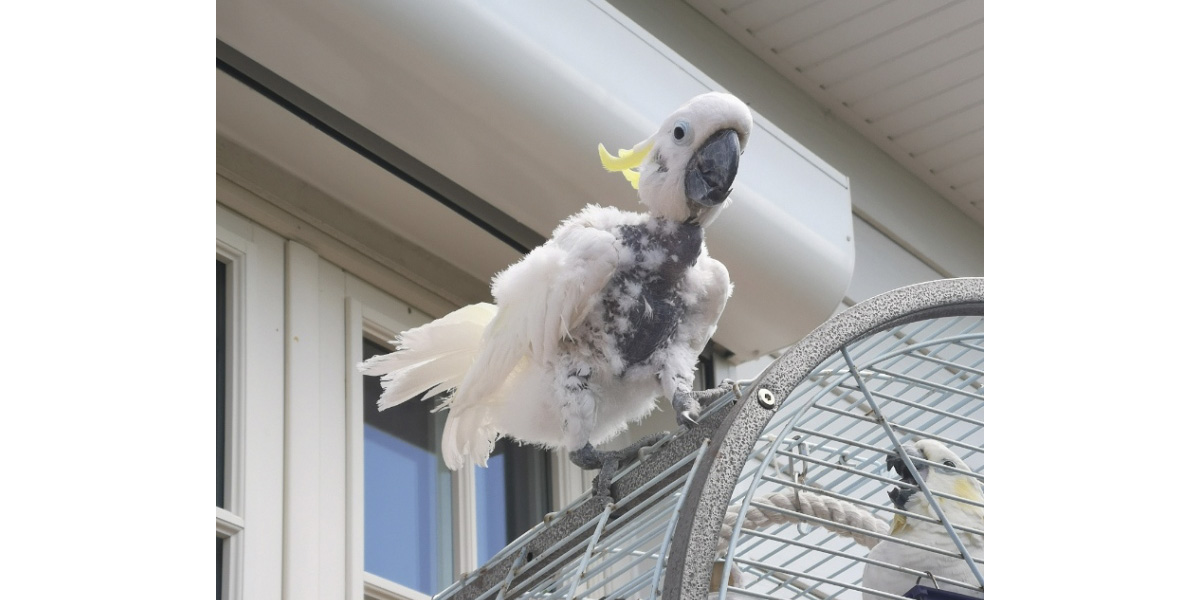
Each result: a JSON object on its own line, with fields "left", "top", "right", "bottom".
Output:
{"left": 435, "top": 278, "right": 983, "bottom": 600}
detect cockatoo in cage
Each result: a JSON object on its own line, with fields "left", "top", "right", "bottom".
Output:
{"left": 863, "top": 439, "right": 985, "bottom": 599}
{"left": 360, "top": 92, "right": 752, "bottom": 495}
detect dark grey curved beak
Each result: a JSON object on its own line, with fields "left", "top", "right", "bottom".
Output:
{"left": 886, "top": 443, "right": 921, "bottom": 478}
{"left": 684, "top": 128, "right": 741, "bottom": 207}
{"left": 886, "top": 443, "right": 924, "bottom": 509}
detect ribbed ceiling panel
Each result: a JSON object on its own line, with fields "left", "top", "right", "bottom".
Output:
{"left": 687, "top": 0, "right": 984, "bottom": 223}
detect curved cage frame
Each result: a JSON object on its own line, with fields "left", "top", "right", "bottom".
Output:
{"left": 667, "top": 277, "right": 983, "bottom": 599}
{"left": 435, "top": 278, "right": 983, "bottom": 600}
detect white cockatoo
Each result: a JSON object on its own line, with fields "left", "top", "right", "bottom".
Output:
{"left": 360, "top": 92, "right": 753, "bottom": 495}
{"left": 862, "top": 439, "right": 984, "bottom": 599}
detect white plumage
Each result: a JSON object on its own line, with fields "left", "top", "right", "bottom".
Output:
{"left": 863, "top": 439, "right": 985, "bottom": 599}
{"left": 360, "top": 92, "right": 753, "bottom": 477}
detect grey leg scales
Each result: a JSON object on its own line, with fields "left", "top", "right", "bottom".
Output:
{"left": 569, "top": 433, "right": 670, "bottom": 497}
{"left": 671, "top": 379, "right": 737, "bottom": 427}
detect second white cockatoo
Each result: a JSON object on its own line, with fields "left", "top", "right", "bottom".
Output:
{"left": 863, "top": 439, "right": 985, "bottom": 599}
{"left": 360, "top": 92, "right": 753, "bottom": 495}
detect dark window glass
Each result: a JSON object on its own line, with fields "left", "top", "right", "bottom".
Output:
{"left": 474, "top": 440, "right": 552, "bottom": 561}
{"left": 217, "top": 260, "right": 227, "bottom": 508}
{"left": 216, "top": 537, "right": 224, "bottom": 600}
{"left": 696, "top": 341, "right": 716, "bottom": 391}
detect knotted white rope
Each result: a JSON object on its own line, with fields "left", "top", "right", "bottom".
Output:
{"left": 717, "top": 489, "right": 890, "bottom": 553}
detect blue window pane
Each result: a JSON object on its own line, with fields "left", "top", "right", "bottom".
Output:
{"left": 363, "top": 338, "right": 452, "bottom": 595}
{"left": 474, "top": 454, "right": 508, "bottom": 561}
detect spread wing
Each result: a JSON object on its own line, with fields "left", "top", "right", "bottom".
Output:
{"left": 451, "top": 211, "right": 620, "bottom": 408}
{"left": 492, "top": 215, "right": 620, "bottom": 364}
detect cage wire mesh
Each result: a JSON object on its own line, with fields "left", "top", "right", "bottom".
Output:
{"left": 714, "top": 313, "right": 983, "bottom": 600}
{"left": 436, "top": 278, "right": 983, "bottom": 600}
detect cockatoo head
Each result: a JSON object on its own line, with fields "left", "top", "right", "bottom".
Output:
{"left": 886, "top": 439, "right": 984, "bottom": 529}
{"left": 599, "top": 92, "right": 753, "bottom": 227}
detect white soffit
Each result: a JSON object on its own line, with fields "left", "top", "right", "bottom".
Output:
{"left": 216, "top": 0, "right": 855, "bottom": 361}
{"left": 685, "top": 0, "right": 985, "bottom": 224}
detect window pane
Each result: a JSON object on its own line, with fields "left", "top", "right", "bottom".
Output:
{"left": 363, "top": 338, "right": 453, "bottom": 594}
{"left": 217, "top": 260, "right": 227, "bottom": 508}
{"left": 474, "top": 453, "right": 507, "bottom": 560}
{"left": 216, "top": 537, "right": 224, "bottom": 600}
{"left": 474, "top": 439, "right": 552, "bottom": 562}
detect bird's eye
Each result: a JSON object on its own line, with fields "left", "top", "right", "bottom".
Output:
{"left": 671, "top": 120, "right": 693, "bottom": 145}
{"left": 942, "top": 460, "right": 956, "bottom": 468}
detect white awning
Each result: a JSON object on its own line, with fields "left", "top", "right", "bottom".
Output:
{"left": 216, "top": 0, "right": 854, "bottom": 361}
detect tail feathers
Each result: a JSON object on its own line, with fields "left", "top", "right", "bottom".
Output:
{"left": 357, "top": 303, "right": 496, "bottom": 411}
{"left": 442, "top": 404, "right": 499, "bottom": 470}
{"left": 374, "top": 350, "right": 477, "bottom": 410}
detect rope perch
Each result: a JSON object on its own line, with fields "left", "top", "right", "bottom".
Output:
{"left": 718, "top": 490, "right": 890, "bottom": 553}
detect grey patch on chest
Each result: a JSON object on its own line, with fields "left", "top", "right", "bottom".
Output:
{"left": 593, "top": 220, "right": 704, "bottom": 370}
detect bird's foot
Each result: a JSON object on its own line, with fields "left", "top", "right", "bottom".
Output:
{"left": 672, "top": 380, "right": 738, "bottom": 428}
{"left": 569, "top": 433, "right": 670, "bottom": 497}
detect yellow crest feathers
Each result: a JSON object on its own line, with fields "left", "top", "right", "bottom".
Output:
{"left": 598, "top": 140, "right": 653, "bottom": 190}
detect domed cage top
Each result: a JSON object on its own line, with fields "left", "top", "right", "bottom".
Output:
{"left": 434, "top": 278, "right": 983, "bottom": 600}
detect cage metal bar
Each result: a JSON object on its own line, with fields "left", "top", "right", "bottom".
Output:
{"left": 866, "top": 366, "right": 984, "bottom": 402}
{"left": 850, "top": 333, "right": 984, "bottom": 379}
{"left": 492, "top": 551, "right": 524, "bottom": 600}
{"left": 722, "top": 319, "right": 984, "bottom": 598}
{"left": 826, "top": 384, "right": 984, "bottom": 427}
{"left": 782, "top": 350, "right": 988, "bottom": 492}
{"left": 599, "top": 567, "right": 658, "bottom": 600}
{"left": 745, "top": 498, "right": 978, "bottom": 559}
{"left": 755, "top": 474, "right": 984, "bottom": 537}
{"left": 841, "top": 347, "right": 984, "bottom": 588}
{"left": 442, "top": 394, "right": 730, "bottom": 600}
{"left": 768, "top": 448, "right": 984, "bottom": 502}
{"left": 521, "top": 443, "right": 707, "bottom": 599}
{"left": 504, "top": 510, "right": 612, "bottom": 598}
{"left": 803, "top": 403, "right": 984, "bottom": 456}
{"left": 564, "top": 503, "right": 613, "bottom": 599}
{"left": 562, "top": 498, "right": 678, "bottom": 598}
{"left": 652, "top": 439, "right": 711, "bottom": 598}
{"left": 735, "top": 556, "right": 916, "bottom": 600}
{"left": 733, "top": 528, "right": 961, "bottom": 591}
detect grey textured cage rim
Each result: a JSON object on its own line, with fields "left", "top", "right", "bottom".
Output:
{"left": 664, "top": 277, "right": 983, "bottom": 600}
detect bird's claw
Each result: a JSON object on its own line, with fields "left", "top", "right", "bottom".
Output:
{"left": 678, "top": 409, "right": 700, "bottom": 428}
{"left": 672, "top": 388, "right": 702, "bottom": 429}
{"left": 673, "top": 382, "right": 738, "bottom": 428}
{"left": 570, "top": 433, "right": 670, "bottom": 497}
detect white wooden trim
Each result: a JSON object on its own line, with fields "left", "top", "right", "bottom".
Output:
{"left": 551, "top": 450, "right": 590, "bottom": 511}
{"left": 216, "top": 237, "right": 247, "bottom": 519}
{"left": 284, "top": 241, "right": 323, "bottom": 600}
{"left": 217, "top": 507, "right": 246, "bottom": 539}
{"left": 215, "top": 220, "right": 249, "bottom": 600}
{"left": 318, "top": 258, "right": 350, "bottom": 599}
{"left": 345, "top": 298, "right": 367, "bottom": 600}
{"left": 216, "top": 171, "right": 471, "bottom": 318}
{"left": 452, "top": 460, "right": 477, "bottom": 577}
{"left": 364, "top": 572, "right": 432, "bottom": 600}
{"left": 216, "top": 205, "right": 287, "bottom": 600}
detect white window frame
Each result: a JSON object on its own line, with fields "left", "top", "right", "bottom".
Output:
{"left": 345, "top": 277, "right": 484, "bottom": 600}
{"left": 216, "top": 204, "right": 287, "bottom": 600}
{"left": 216, "top": 237, "right": 246, "bottom": 600}
{"left": 218, "top": 171, "right": 576, "bottom": 600}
